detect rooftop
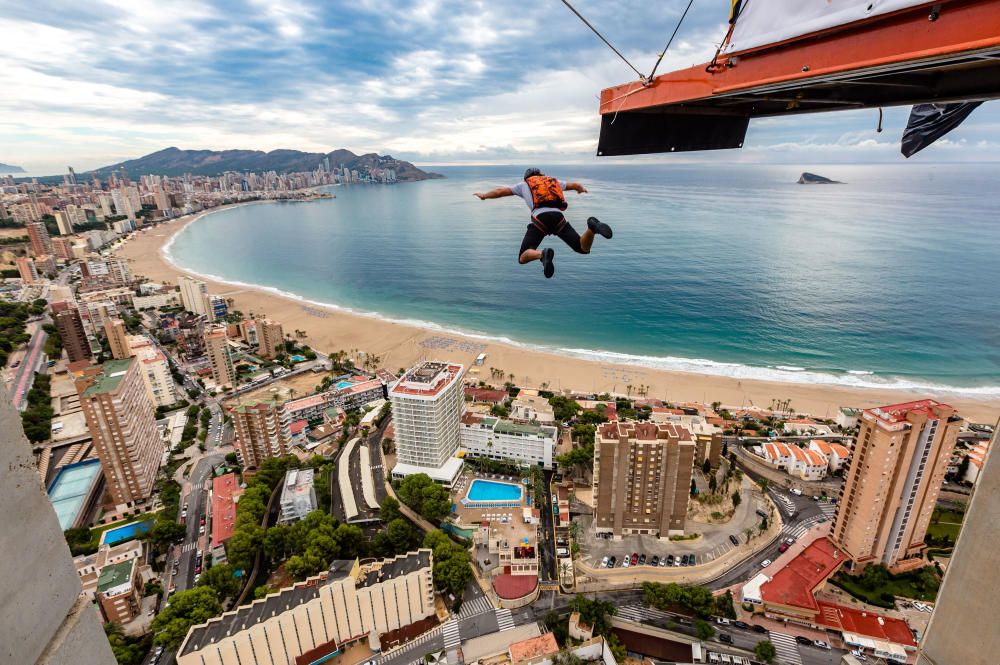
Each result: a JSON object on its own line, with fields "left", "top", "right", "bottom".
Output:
{"left": 760, "top": 537, "right": 845, "bottom": 611}
{"left": 96, "top": 559, "right": 134, "bottom": 593}
{"left": 817, "top": 601, "right": 916, "bottom": 646}
{"left": 598, "top": 420, "right": 693, "bottom": 442}
{"left": 390, "top": 361, "right": 463, "bottom": 398}
{"left": 867, "top": 399, "right": 951, "bottom": 424}
{"left": 283, "top": 392, "right": 332, "bottom": 411}
{"left": 509, "top": 633, "right": 560, "bottom": 663}
{"left": 465, "top": 387, "right": 509, "bottom": 403}
{"left": 361, "top": 549, "right": 431, "bottom": 587}
{"left": 281, "top": 468, "right": 315, "bottom": 497}
{"left": 231, "top": 399, "right": 279, "bottom": 414}
{"left": 81, "top": 358, "right": 133, "bottom": 397}
{"left": 492, "top": 573, "right": 538, "bottom": 600}
{"left": 211, "top": 473, "right": 242, "bottom": 548}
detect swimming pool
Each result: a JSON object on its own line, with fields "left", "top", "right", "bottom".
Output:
{"left": 466, "top": 479, "right": 523, "bottom": 503}
{"left": 101, "top": 519, "right": 153, "bottom": 546}
{"left": 290, "top": 354, "right": 306, "bottom": 362}
{"left": 47, "top": 459, "right": 103, "bottom": 530}
{"left": 334, "top": 380, "right": 355, "bottom": 390}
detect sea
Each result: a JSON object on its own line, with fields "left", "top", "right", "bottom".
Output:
{"left": 165, "top": 163, "right": 1000, "bottom": 397}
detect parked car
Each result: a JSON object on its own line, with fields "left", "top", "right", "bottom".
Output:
{"left": 630, "top": 553, "right": 639, "bottom": 566}
{"left": 779, "top": 542, "right": 790, "bottom": 553}
{"left": 715, "top": 617, "right": 731, "bottom": 625}
{"left": 622, "top": 558, "right": 630, "bottom": 568}
{"left": 751, "top": 624, "right": 767, "bottom": 634}
{"left": 729, "top": 534, "right": 739, "bottom": 546}
{"left": 813, "top": 640, "right": 831, "bottom": 650}
{"left": 689, "top": 555, "right": 697, "bottom": 566}
{"left": 601, "top": 556, "right": 610, "bottom": 568}
{"left": 733, "top": 621, "right": 749, "bottom": 630}
{"left": 718, "top": 633, "right": 733, "bottom": 644}
{"left": 790, "top": 488, "right": 802, "bottom": 496}
{"left": 760, "top": 559, "right": 772, "bottom": 568}
{"left": 666, "top": 554, "right": 675, "bottom": 565}
{"left": 795, "top": 636, "right": 812, "bottom": 646}
{"left": 639, "top": 554, "right": 646, "bottom": 565}
{"left": 608, "top": 556, "right": 617, "bottom": 568}
{"left": 851, "top": 649, "right": 868, "bottom": 661}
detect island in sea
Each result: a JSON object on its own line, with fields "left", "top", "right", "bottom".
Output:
{"left": 798, "top": 172, "right": 844, "bottom": 184}
{"left": 70, "top": 146, "right": 443, "bottom": 182}
{"left": 0, "top": 162, "right": 25, "bottom": 173}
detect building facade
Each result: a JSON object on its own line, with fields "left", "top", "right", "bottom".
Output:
{"left": 832, "top": 400, "right": 962, "bottom": 569}
{"left": 204, "top": 324, "right": 235, "bottom": 390}
{"left": 105, "top": 318, "right": 132, "bottom": 360}
{"left": 593, "top": 421, "right": 695, "bottom": 538}
{"left": 76, "top": 358, "right": 162, "bottom": 507}
{"left": 179, "top": 275, "right": 209, "bottom": 316}
{"left": 389, "top": 361, "right": 465, "bottom": 485}
{"left": 16, "top": 255, "right": 39, "bottom": 283}
{"left": 176, "top": 551, "right": 435, "bottom": 665}
{"left": 26, "top": 220, "right": 52, "bottom": 256}
{"left": 231, "top": 399, "right": 288, "bottom": 468}
{"left": 128, "top": 335, "right": 179, "bottom": 407}
{"left": 460, "top": 413, "right": 557, "bottom": 469}
{"left": 95, "top": 558, "right": 142, "bottom": 624}
{"left": 257, "top": 318, "right": 284, "bottom": 358}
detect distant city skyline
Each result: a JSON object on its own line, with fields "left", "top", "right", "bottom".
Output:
{"left": 2, "top": 1, "right": 1000, "bottom": 174}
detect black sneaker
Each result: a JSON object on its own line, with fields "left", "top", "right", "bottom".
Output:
{"left": 541, "top": 248, "right": 555, "bottom": 279}
{"left": 588, "top": 216, "right": 613, "bottom": 239}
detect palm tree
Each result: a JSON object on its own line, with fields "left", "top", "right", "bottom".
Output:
{"left": 744, "top": 527, "right": 754, "bottom": 543}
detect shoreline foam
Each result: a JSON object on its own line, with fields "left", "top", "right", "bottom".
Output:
{"left": 112, "top": 204, "right": 1000, "bottom": 422}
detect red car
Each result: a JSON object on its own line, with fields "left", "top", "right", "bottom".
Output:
{"left": 779, "top": 542, "right": 790, "bottom": 553}
{"left": 630, "top": 553, "right": 639, "bottom": 566}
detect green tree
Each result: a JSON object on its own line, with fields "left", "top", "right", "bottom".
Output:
{"left": 859, "top": 564, "right": 890, "bottom": 591}
{"left": 548, "top": 395, "right": 581, "bottom": 422}
{"left": 198, "top": 563, "right": 241, "bottom": 601}
{"left": 702, "top": 459, "right": 712, "bottom": 475}
{"left": 147, "top": 516, "right": 186, "bottom": 549}
{"left": 569, "top": 594, "right": 617, "bottom": 636}
{"left": 380, "top": 496, "right": 403, "bottom": 523}
{"left": 423, "top": 530, "right": 472, "bottom": 602}
{"left": 152, "top": 587, "right": 221, "bottom": 649}
{"left": 104, "top": 622, "right": 150, "bottom": 665}
{"left": 695, "top": 619, "right": 715, "bottom": 640}
{"left": 731, "top": 490, "right": 742, "bottom": 508}
{"left": 956, "top": 455, "right": 970, "bottom": 480}
{"left": 708, "top": 474, "right": 718, "bottom": 494}
{"left": 397, "top": 473, "right": 451, "bottom": 521}
{"left": 690, "top": 478, "right": 697, "bottom": 496}
{"left": 754, "top": 640, "right": 777, "bottom": 663}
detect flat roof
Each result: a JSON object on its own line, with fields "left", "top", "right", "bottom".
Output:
{"left": 819, "top": 602, "right": 916, "bottom": 646}
{"left": 391, "top": 457, "right": 464, "bottom": 484}
{"left": 390, "top": 361, "right": 463, "bottom": 398}
{"left": 760, "top": 537, "right": 845, "bottom": 611}
{"left": 493, "top": 573, "right": 538, "bottom": 600}
{"left": 509, "top": 633, "right": 559, "bottom": 663}
{"left": 47, "top": 458, "right": 103, "bottom": 530}
{"left": 97, "top": 559, "right": 134, "bottom": 593}
{"left": 867, "top": 399, "right": 950, "bottom": 424}
{"left": 211, "top": 473, "right": 242, "bottom": 548}
{"left": 81, "top": 358, "right": 133, "bottom": 397}
{"left": 598, "top": 420, "right": 693, "bottom": 442}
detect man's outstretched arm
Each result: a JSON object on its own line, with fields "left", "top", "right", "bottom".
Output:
{"left": 474, "top": 187, "right": 514, "bottom": 200}
{"left": 565, "top": 182, "right": 588, "bottom": 194}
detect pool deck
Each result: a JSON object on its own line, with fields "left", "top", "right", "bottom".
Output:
{"left": 466, "top": 478, "right": 524, "bottom": 503}
{"left": 451, "top": 470, "right": 532, "bottom": 531}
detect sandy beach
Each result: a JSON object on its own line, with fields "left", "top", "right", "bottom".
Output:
{"left": 114, "top": 207, "right": 1000, "bottom": 423}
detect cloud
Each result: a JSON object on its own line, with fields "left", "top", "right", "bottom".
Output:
{"left": 0, "top": 0, "right": 998, "bottom": 174}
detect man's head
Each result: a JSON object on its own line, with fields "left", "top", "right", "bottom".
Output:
{"left": 523, "top": 167, "right": 543, "bottom": 180}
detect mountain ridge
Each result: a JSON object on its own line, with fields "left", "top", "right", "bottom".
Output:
{"left": 83, "top": 147, "right": 442, "bottom": 181}
{"left": 0, "top": 162, "right": 26, "bottom": 173}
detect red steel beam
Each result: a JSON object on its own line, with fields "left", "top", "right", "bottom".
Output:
{"left": 599, "top": 0, "right": 1000, "bottom": 115}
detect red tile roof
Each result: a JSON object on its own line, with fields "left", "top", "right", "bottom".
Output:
{"left": 760, "top": 538, "right": 846, "bottom": 611}
{"left": 492, "top": 573, "right": 538, "bottom": 600}
{"left": 289, "top": 419, "right": 307, "bottom": 435}
{"left": 816, "top": 601, "right": 916, "bottom": 646}
{"left": 866, "top": 399, "right": 950, "bottom": 424}
{"left": 211, "top": 473, "right": 242, "bottom": 548}
{"left": 465, "top": 387, "right": 508, "bottom": 403}
{"left": 509, "top": 633, "right": 559, "bottom": 663}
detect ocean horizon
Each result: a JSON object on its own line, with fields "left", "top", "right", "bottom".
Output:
{"left": 165, "top": 163, "right": 1000, "bottom": 398}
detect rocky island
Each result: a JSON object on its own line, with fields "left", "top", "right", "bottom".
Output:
{"left": 798, "top": 172, "right": 843, "bottom": 184}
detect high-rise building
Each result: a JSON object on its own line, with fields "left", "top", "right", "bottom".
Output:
{"left": 56, "top": 306, "right": 93, "bottom": 363}
{"left": 593, "top": 421, "right": 696, "bottom": 538}
{"left": 127, "top": 335, "right": 179, "bottom": 408}
{"left": 0, "top": 386, "right": 117, "bottom": 664}
{"left": 26, "top": 220, "right": 52, "bottom": 256}
{"left": 916, "top": 426, "right": 999, "bottom": 665}
{"left": 832, "top": 400, "right": 962, "bottom": 569}
{"left": 178, "top": 275, "right": 209, "bottom": 316}
{"left": 204, "top": 324, "right": 235, "bottom": 390}
{"left": 52, "top": 235, "right": 75, "bottom": 261}
{"left": 76, "top": 358, "right": 162, "bottom": 508}
{"left": 258, "top": 318, "right": 284, "bottom": 358}
{"left": 389, "top": 361, "right": 465, "bottom": 486}
{"left": 231, "top": 399, "right": 288, "bottom": 468}
{"left": 205, "top": 293, "right": 228, "bottom": 322}
{"left": 104, "top": 318, "right": 132, "bottom": 360}
{"left": 54, "top": 210, "right": 74, "bottom": 235}
{"left": 460, "top": 413, "right": 557, "bottom": 469}
{"left": 16, "top": 255, "right": 39, "bottom": 283}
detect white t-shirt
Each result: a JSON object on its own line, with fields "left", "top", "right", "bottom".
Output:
{"left": 510, "top": 180, "right": 568, "bottom": 216}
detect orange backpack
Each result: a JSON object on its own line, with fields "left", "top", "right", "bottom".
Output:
{"left": 526, "top": 175, "right": 568, "bottom": 211}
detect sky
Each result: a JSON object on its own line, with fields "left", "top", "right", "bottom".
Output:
{"left": 1, "top": 0, "right": 998, "bottom": 174}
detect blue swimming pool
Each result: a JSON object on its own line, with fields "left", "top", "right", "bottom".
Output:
{"left": 467, "top": 479, "right": 523, "bottom": 503}
{"left": 47, "top": 459, "right": 103, "bottom": 530}
{"left": 101, "top": 519, "right": 153, "bottom": 546}
{"left": 290, "top": 354, "right": 306, "bottom": 362}
{"left": 334, "top": 380, "right": 355, "bottom": 390}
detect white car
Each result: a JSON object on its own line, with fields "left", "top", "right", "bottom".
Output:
{"left": 813, "top": 640, "right": 831, "bottom": 650}
{"left": 790, "top": 488, "right": 802, "bottom": 496}
{"left": 622, "top": 558, "right": 630, "bottom": 568}
{"left": 715, "top": 617, "right": 731, "bottom": 625}
{"left": 851, "top": 649, "right": 868, "bottom": 661}
{"left": 760, "top": 559, "right": 772, "bottom": 568}
{"left": 601, "top": 556, "right": 610, "bottom": 568}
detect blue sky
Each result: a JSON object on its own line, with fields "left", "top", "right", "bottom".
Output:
{"left": 0, "top": 0, "right": 998, "bottom": 174}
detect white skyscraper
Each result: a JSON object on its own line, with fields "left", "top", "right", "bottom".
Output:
{"left": 178, "top": 275, "right": 209, "bottom": 316}
{"left": 389, "top": 361, "right": 465, "bottom": 486}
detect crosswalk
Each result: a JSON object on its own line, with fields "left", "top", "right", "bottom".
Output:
{"left": 768, "top": 632, "right": 803, "bottom": 665}
{"left": 616, "top": 605, "right": 676, "bottom": 625}
{"left": 442, "top": 619, "right": 461, "bottom": 648}
{"left": 182, "top": 542, "right": 198, "bottom": 553}
{"left": 375, "top": 626, "right": 442, "bottom": 665}
{"left": 495, "top": 608, "right": 514, "bottom": 631}
{"left": 458, "top": 596, "right": 494, "bottom": 619}
{"left": 818, "top": 501, "right": 837, "bottom": 519}
{"left": 769, "top": 490, "right": 796, "bottom": 515}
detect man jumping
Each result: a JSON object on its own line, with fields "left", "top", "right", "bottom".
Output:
{"left": 474, "top": 168, "right": 613, "bottom": 278}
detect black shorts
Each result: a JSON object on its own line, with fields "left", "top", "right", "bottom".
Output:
{"left": 518, "top": 211, "right": 584, "bottom": 258}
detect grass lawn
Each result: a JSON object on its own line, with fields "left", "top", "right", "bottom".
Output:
{"left": 832, "top": 570, "right": 939, "bottom": 607}
{"left": 926, "top": 507, "right": 965, "bottom": 543}
{"left": 926, "top": 522, "right": 961, "bottom": 540}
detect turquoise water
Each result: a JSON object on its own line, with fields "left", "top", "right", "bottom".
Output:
{"left": 166, "top": 164, "right": 1000, "bottom": 396}
{"left": 467, "top": 479, "right": 523, "bottom": 502}
{"left": 335, "top": 380, "right": 355, "bottom": 390}
{"left": 47, "top": 459, "right": 102, "bottom": 530}
{"left": 290, "top": 354, "right": 306, "bottom": 362}
{"left": 101, "top": 519, "right": 153, "bottom": 545}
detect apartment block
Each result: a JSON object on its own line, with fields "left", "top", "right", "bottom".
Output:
{"left": 76, "top": 358, "right": 162, "bottom": 507}
{"left": 832, "top": 400, "right": 962, "bottom": 569}
{"left": 279, "top": 468, "right": 317, "bottom": 523}
{"left": 26, "top": 220, "right": 52, "bottom": 256}
{"left": 128, "top": 335, "right": 179, "bottom": 407}
{"left": 56, "top": 306, "right": 93, "bottom": 363}
{"left": 105, "top": 318, "right": 132, "bottom": 360}
{"left": 593, "top": 421, "right": 695, "bottom": 538}
{"left": 461, "top": 413, "right": 557, "bottom": 469}
{"left": 176, "top": 551, "right": 435, "bottom": 665}
{"left": 204, "top": 323, "right": 235, "bottom": 390}
{"left": 16, "top": 255, "right": 39, "bottom": 283}
{"left": 179, "top": 274, "right": 208, "bottom": 316}
{"left": 257, "top": 318, "right": 284, "bottom": 358}
{"left": 231, "top": 399, "right": 288, "bottom": 468}
{"left": 96, "top": 558, "right": 143, "bottom": 624}
{"left": 390, "top": 361, "right": 465, "bottom": 485}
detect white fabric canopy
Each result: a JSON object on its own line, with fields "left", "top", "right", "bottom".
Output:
{"left": 723, "top": 0, "right": 932, "bottom": 54}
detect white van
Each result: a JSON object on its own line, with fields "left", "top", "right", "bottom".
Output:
{"left": 790, "top": 488, "right": 803, "bottom": 496}
{"left": 556, "top": 547, "right": 569, "bottom": 557}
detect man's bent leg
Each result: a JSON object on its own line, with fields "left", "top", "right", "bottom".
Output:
{"left": 519, "top": 224, "right": 546, "bottom": 264}
{"left": 556, "top": 220, "right": 590, "bottom": 254}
